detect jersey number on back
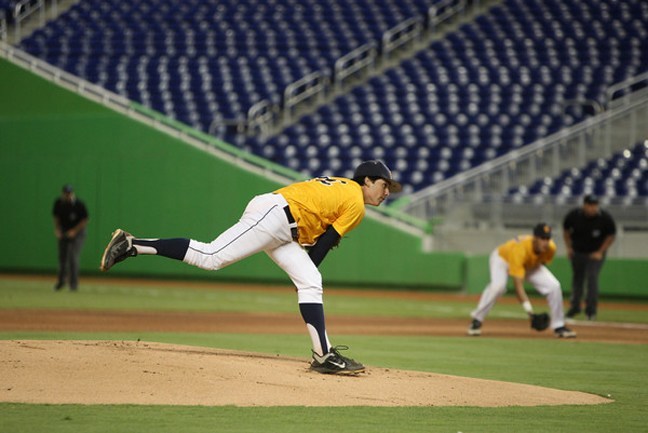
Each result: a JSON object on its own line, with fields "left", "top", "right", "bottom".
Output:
{"left": 313, "top": 176, "right": 347, "bottom": 186}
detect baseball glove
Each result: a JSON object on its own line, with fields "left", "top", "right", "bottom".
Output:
{"left": 530, "top": 312, "right": 550, "bottom": 331}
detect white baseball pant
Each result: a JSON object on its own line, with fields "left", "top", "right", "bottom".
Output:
{"left": 182, "top": 193, "right": 324, "bottom": 304}
{"left": 471, "top": 249, "right": 566, "bottom": 330}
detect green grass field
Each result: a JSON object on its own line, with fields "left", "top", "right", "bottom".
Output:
{"left": 1, "top": 275, "right": 647, "bottom": 433}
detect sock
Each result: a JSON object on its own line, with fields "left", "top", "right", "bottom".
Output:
{"left": 132, "top": 238, "right": 190, "bottom": 261}
{"left": 299, "top": 303, "right": 331, "bottom": 356}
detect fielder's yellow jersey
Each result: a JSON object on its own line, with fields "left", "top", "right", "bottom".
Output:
{"left": 275, "top": 176, "right": 365, "bottom": 245}
{"left": 497, "top": 235, "right": 556, "bottom": 278}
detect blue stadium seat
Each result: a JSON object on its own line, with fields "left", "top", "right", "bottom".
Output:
{"left": 19, "top": 0, "right": 437, "bottom": 136}
{"left": 17, "top": 0, "right": 648, "bottom": 197}
{"left": 252, "top": 0, "right": 647, "bottom": 193}
{"left": 509, "top": 141, "right": 648, "bottom": 204}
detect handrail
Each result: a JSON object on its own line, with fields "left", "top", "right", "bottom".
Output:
{"left": 428, "top": 0, "right": 467, "bottom": 33}
{"left": 247, "top": 99, "right": 278, "bottom": 136}
{"left": 1, "top": 40, "right": 131, "bottom": 107}
{"left": 606, "top": 70, "right": 648, "bottom": 108}
{"left": 405, "top": 71, "right": 648, "bottom": 211}
{"left": 410, "top": 101, "right": 645, "bottom": 202}
{"left": 208, "top": 117, "right": 247, "bottom": 135}
{"left": 208, "top": 100, "right": 278, "bottom": 137}
{"left": 0, "top": 33, "right": 435, "bottom": 241}
{"left": 0, "top": 40, "right": 300, "bottom": 180}
{"left": 382, "top": 17, "right": 423, "bottom": 60}
{"left": 13, "top": 0, "right": 44, "bottom": 41}
{"left": 561, "top": 99, "right": 604, "bottom": 116}
{"left": 131, "top": 102, "right": 305, "bottom": 181}
{"left": 334, "top": 43, "right": 377, "bottom": 90}
{"left": 283, "top": 71, "right": 329, "bottom": 122}
{"left": 404, "top": 94, "right": 648, "bottom": 211}
{"left": 250, "top": 0, "right": 468, "bottom": 137}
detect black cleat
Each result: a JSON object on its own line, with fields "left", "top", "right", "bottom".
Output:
{"left": 467, "top": 319, "right": 482, "bottom": 336}
{"left": 310, "top": 345, "right": 365, "bottom": 375}
{"left": 554, "top": 326, "right": 577, "bottom": 338}
{"left": 100, "top": 229, "right": 136, "bottom": 272}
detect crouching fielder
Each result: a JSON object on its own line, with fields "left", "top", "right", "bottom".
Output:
{"left": 100, "top": 160, "right": 402, "bottom": 374}
{"left": 468, "top": 223, "right": 576, "bottom": 338}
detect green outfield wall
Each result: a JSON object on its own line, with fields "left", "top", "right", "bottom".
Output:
{"left": 0, "top": 58, "right": 462, "bottom": 290}
{"left": 1, "top": 58, "right": 646, "bottom": 297}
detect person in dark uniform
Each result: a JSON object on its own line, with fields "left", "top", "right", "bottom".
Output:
{"left": 562, "top": 194, "right": 616, "bottom": 320}
{"left": 53, "top": 184, "right": 89, "bottom": 291}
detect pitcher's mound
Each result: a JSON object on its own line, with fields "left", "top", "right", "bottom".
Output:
{"left": 1, "top": 340, "right": 610, "bottom": 407}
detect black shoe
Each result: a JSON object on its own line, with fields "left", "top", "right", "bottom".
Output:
{"left": 53, "top": 282, "right": 64, "bottom": 291}
{"left": 100, "top": 229, "right": 136, "bottom": 272}
{"left": 565, "top": 307, "right": 581, "bottom": 319}
{"left": 586, "top": 314, "right": 596, "bottom": 321}
{"left": 310, "top": 345, "right": 365, "bottom": 375}
{"left": 555, "top": 326, "right": 577, "bottom": 338}
{"left": 467, "top": 319, "right": 482, "bottom": 336}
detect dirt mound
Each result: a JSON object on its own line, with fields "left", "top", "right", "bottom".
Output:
{"left": 1, "top": 340, "right": 611, "bottom": 407}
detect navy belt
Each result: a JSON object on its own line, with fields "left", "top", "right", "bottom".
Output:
{"left": 283, "top": 205, "right": 295, "bottom": 224}
{"left": 283, "top": 205, "right": 299, "bottom": 241}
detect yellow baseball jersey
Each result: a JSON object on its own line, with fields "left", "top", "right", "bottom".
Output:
{"left": 275, "top": 177, "right": 365, "bottom": 245}
{"left": 497, "top": 235, "right": 556, "bottom": 278}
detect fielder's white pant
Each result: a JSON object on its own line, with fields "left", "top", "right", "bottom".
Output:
{"left": 471, "top": 249, "right": 566, "bottom": 330}
{"left": 183, "top": 193, "right": 323, "bottom": 304}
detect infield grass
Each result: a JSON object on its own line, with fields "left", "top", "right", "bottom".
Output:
{"left": 1, "top": 274, "right": 647, "bottom": 433}
{"left": 1, "top": 275, "right": 647, "bottom": 323}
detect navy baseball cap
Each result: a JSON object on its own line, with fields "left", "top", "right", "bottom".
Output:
{"left": 583, "top": 194, "right": 599, "bottom": 204}
{"left": 62, "top": 184, "right": 74, "bottom": 193}
{"left": 533, "top": 223, "right": 552, "bottom": 239}
{"left": 354, "top": 160, "right": 402, "bottom": 193}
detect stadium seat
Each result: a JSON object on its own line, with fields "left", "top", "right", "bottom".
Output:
{"left": 508, "top": 141, "right": 648, "bottom": 204}
{"left": 17, "top": 0, "right": 648, "bottom": 198}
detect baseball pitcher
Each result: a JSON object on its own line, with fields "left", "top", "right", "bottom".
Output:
{"left": 100, "top": 160, "right": 402, "bottom": 375}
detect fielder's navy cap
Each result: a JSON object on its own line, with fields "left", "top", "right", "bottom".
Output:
{"left": 533, "top": 223, "right": 552, "bottom": 239}
{"left": 62, "top": 184, "right": 74, "bottom": 193}
{"left": 583, "top": 194, "right": 599, "bottom": 204}
{"left": 354, "top": 160, "right": 403, "bottom": 193}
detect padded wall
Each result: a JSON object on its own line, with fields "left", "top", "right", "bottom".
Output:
{"left": 0, "top": 58, "right": 462, "bottom": 289}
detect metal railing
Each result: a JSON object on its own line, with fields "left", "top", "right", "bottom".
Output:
{"left": 401, "top": 86, "right": 648, "bottom": 230}
{"left": 382, "top": 17, "right": 423, "bottom": 61}
{"left": 283, "top": 71, "right": 330, "bottom": 123}
{"left": 334, "top": 43, "right": 377, "bottom": 91}
{"left": 13, "top": 0, "right": 44, "bottom": 42}
{"left": 246, "top": 99, "right": 279, "bottom": 136}
{"left": 606, "top": 71, "right": 648, "bottom": 108}
{"left": 472, "top": 194, "right": 648, "bottom": 232}
{"left": 429, "top": 0, "right": 467, "bottom": 33}
{"left": 1, "top": 40, "right": 432, "bottom": 238}
{"left": 0, "top": 40, "right": 299, "bottom": 179}
{"left": 232, "top": 0, "right": 471, "bottom": 138}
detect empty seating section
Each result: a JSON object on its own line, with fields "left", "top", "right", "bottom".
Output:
{"left": 509, "top": 141, "right": 648, "bottom": 205}
{"left": 19, "top": 0, "right": 434, "bottom": 131}
{"left": 16, "top": 0, "right": 648, "bottom": 202}
{"left": 249, "top": 0, "right": 648, "bottom": 193}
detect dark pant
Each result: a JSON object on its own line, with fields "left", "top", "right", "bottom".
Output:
{"left": 569, "top": 251, "right": 605, "bottom": 316}
{"left": 57, "top": 231, "right": 86, "bottom": 289}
